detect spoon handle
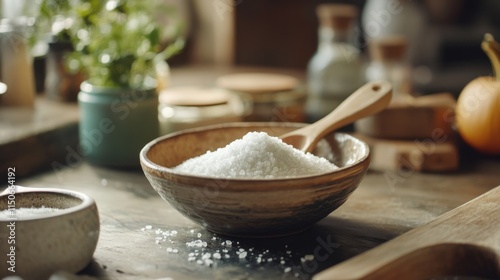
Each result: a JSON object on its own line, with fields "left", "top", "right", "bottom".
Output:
{"left": 297, "top": 80, "right": 392, "bottom": 152}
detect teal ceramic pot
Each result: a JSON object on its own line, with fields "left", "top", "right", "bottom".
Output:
{"left": 78, "top": 81, "right": 159, "bottom": 167}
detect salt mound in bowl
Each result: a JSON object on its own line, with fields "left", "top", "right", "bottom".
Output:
{"left": 140, "top": 122, "right": 370, "bottom": 237}
{"left": 172, "top": 131, "right": 339, "bottom": 179}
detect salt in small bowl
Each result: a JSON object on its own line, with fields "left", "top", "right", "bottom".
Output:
{"left": 0, "top": 186, "right": 99, "bottom": 280}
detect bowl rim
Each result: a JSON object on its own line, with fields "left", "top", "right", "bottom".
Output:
{"left": 0, "top": 186, "right": 96, "bottom": 222}
{"left": 140, "top": 122, "right": 370, "bottom": 186}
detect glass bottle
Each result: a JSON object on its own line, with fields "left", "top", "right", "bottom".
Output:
{"left": 0, "top": 18, "right": 35, "bottom": 107}
{"left": 361, "top": 0, "right": 426, "bottom": 67}
{"left": 306, "top": 4, "right": 363, "bottom": 122}
{"left": 365, "top": 36, "right": 412, "bottom": 103}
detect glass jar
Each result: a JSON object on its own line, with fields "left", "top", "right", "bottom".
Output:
{"left": 216, "top": 73, "right": 306, "bottom": 122}
{"left": 159, "top": 86, "right": 251, "bottom": 135}
{"left": 306, "top": 4, "right": 363, "bottom": 122}
{"left": 0, "top": 19, "right": 35, "bottom": 107}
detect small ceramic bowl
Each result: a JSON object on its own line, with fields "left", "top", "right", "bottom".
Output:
{"left": 140, "top": 122, "right": 369, "bottom": 237}
{"left": 0, "top": 186, "right": 99, "bottom": 280}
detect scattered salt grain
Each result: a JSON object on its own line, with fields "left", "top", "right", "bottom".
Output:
{"left": 186, "top": 240, "right": 207, "bottom": 248}
{"left": 213, "top": 252, "right": 221, "bottom": 259}
{"left": 0, "top": 206, "right": 63, "bottom": 218}
{"left": 204, "top": 259, "right": 213, "bottom": 266}
{"left": 202, "top": 253, "right": 211, "bottom": 260}
{"left": 284, "top": 267, "right": 292, "bottom": 273}
{"left": 145, "top": 225, "right": 153, "bottom": 230}
{"left": 173, "top": 132, "right": 338, "bottom": 179}
{"left": 239, "top": 251, "right": 247, "bottom": 258}
{"left": 304, "top": 254, "right": 314, "bottom": 261}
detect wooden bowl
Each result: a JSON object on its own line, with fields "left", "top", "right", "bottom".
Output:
{"left": 140, "top": 122, "right": 370, "bottom": 237}
{"left": 0, "top": 186, "right": 100, "bottom": 280}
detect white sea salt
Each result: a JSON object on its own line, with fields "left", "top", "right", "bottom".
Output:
{"left": 173, "top": 132, "right": 338, "bottom": 179}
{"left": 304, "top": 254, "right": 314, "bottom": 261}
{"left": 142, "top": 226, "right": 320, "bottom": 274}
{"left": 202, "top": 253, "right": 211, "bottom": 260}
{"left": 0, "top": 206, "right": 63, "bottom": 218}
{"left": 186, "top": 240, "right": 207, "bottom": 248}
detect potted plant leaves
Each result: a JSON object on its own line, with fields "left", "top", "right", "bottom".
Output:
{"left": 64, "top": 0, "right": 184, "bottom": 167}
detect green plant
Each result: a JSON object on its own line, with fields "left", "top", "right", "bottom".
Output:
{"left": 59, "top": 0, "right": 184, "bottom": 88}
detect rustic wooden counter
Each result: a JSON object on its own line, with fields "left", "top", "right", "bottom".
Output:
{"left": 6, "top": 154, "right": 500, "bottom": 280}
{"left": 1, "top": 65, "right": 500, "bottom": 279}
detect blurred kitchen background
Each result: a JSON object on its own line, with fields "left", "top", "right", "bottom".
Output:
{"left": 174, "top": 0, "right": 500, "bottom": 96}
{"left": 3, "top": 0, "right": 500, "bottom": 96}
{"left": 1, "top": 0, "right": 500, "bottom": 175}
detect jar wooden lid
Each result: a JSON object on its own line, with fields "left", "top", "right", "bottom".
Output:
{"left": 368, "top": 36, "right": 408, "bottom": 62}
{"left": 160, "top": 87, "right": 230, "bottom": 107}
{"left": 216, "top": 73, "right": 299, "bottom": 94}
{"left": 316, "top": 4, "right": 358, "bottom": 31}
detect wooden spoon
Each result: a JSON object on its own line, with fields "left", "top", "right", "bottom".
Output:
{"left": 280, "top": 81, "right": 392, "bottom": 153}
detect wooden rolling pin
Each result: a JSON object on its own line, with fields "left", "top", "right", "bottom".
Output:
{"left": 313, "top": 186, "right": 500, "bottom": 280}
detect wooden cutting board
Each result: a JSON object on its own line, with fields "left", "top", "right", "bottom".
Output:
{"left": 354, "top": 133, "right": 460, "bottom": 172}
{"left": 314, "top": 186, "right": 500, "bottom": 280}
{"left": 354, "top": 92, "right": 456, "bottom": 140}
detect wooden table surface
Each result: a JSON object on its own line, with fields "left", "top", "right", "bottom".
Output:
{"left": 10, "top": 155, "right": 500, "bottom": 280}
{"left": 1, "top": 65, "right": 500, "bottom": 280}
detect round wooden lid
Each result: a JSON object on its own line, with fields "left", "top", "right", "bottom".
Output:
{"left": 316, "top": 4, "right": 358, "bottom": 31}
{"left": 215, "top": 73, "right": 299, "bottom": 94}
{"left": 159, "top": 87, "right": 230, "bottom": 107}
{"left": 368, "top": 36, "right": 408, "bottom": 62}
